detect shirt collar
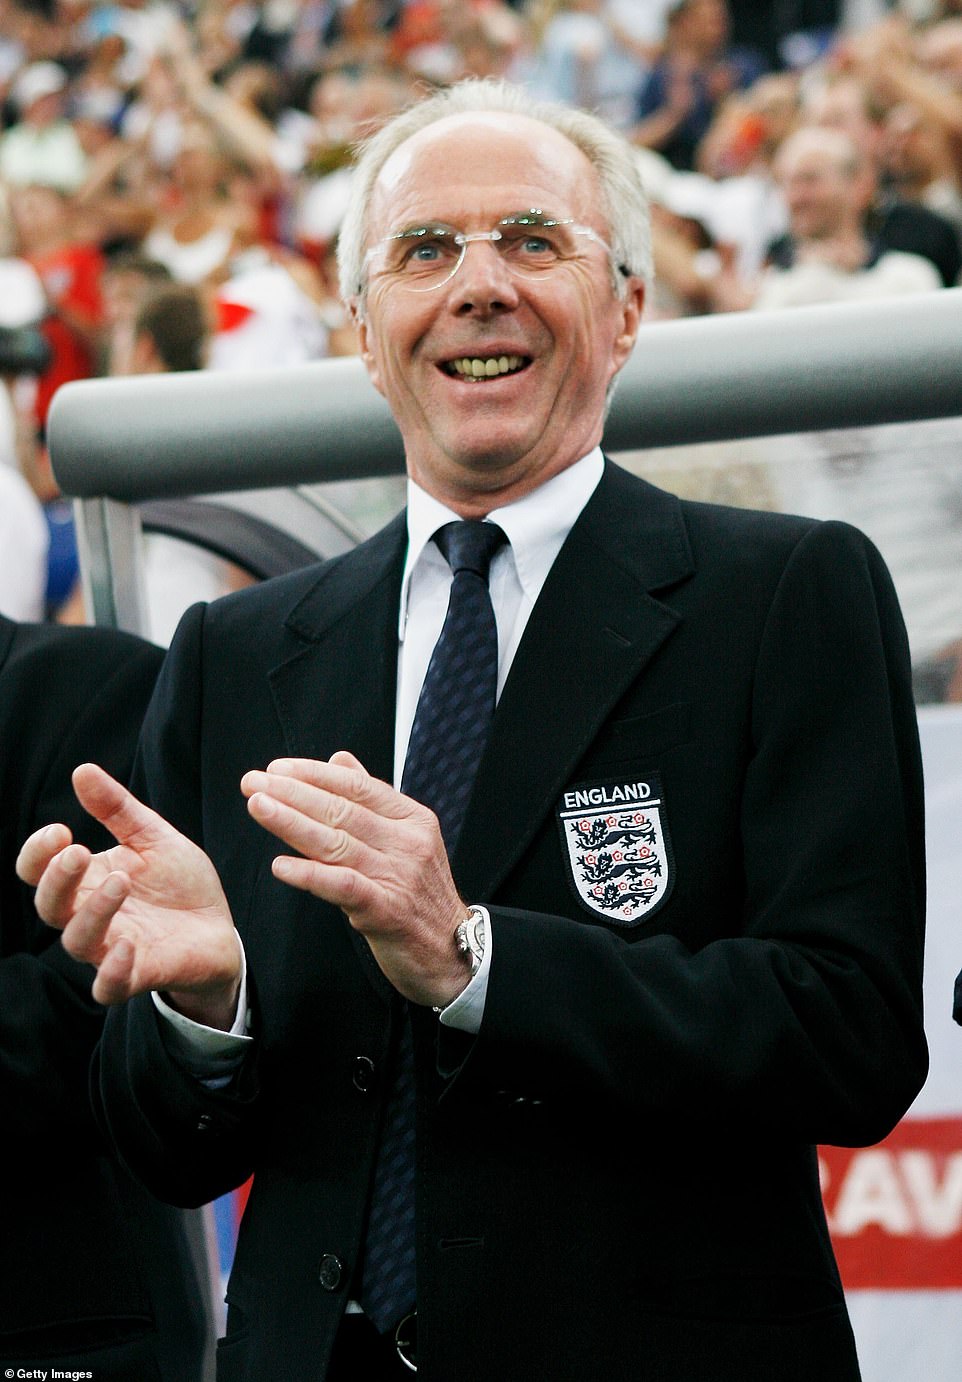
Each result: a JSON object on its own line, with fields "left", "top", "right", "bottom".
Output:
{"left": 398, "top": 447, "right": 604, "bottom": 639}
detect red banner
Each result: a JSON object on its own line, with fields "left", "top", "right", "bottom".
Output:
{"left": 821, "top": 1118, "right": 962, "bottom": 1289}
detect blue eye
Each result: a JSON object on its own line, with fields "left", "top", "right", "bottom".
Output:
{"left": 500, "top": 225, "right": 563, "bottom": 265}
{"left": 395, "top": 229, "right": 459, "bottom": 273}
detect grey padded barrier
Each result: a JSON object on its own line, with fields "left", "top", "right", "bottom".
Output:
{"left": 49, "top": 290, "right": 962, "bottom": 502}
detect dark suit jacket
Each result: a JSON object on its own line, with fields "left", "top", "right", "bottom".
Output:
{"left": 94, "top": 463, "right": 926, "bottom": 1382}
{"left": 0, "top": 617, "right": 210, "bottom": 1378}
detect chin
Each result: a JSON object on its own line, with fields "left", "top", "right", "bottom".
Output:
{"left": 440, "top": 433, "right": 536, "bottom": 477}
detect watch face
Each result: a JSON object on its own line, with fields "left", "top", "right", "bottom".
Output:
{"left": 456, "top": 914, "right": 484, "bottom": 973}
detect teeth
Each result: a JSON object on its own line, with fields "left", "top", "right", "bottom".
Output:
{"left": 449, "top": 354, "right": 524, "bottom": 379}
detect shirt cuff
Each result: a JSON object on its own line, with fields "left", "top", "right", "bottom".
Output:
{"left": 437, "top": 905, "right": 491, "bottom": 1035}
{"left": 151, "top": 933, "right": 252, "bottom": 1077}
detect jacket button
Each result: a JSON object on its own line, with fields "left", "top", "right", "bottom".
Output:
{"left": 352, "top": 1055, "right": 375, "bottom": 1093}
{"left": 318, "top": 1254, "right": 344, "bottom": 1291}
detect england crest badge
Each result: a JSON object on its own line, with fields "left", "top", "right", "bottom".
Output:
{"left": 556, "top": 774, "right": 674, "bottom": 926}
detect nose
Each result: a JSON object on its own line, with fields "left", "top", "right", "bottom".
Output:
{"left": 445, "top": 236, "right": 520, "bottom": 315}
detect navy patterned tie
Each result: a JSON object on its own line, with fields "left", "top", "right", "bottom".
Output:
{"left": 358, "top": 519, "right": 507, "bottom": 1335}
{"left": 401, "top": 520, "right": 508, "bottom": 847}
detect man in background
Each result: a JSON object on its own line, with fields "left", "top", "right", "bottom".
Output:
{"left": 0, "top": 615, "right": 211, "bottom": 1378}
{"left": 754, "top": 124, "right": 941, "bottom": 306}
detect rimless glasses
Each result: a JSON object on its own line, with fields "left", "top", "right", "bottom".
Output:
{"left": 362, "top": 210, "right": 624, "bottom": 293}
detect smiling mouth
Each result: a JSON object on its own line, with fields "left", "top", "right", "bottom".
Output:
{"left": 442, "top": 354, "right": 530, "bottom": 381}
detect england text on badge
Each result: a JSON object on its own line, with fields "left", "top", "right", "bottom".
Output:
{"left": 556, "top": 775, "right": 674, "bottom": 926}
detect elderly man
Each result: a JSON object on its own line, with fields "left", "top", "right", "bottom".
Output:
{"left": 18, "top": 80, "right": 925, "bottom": 1381}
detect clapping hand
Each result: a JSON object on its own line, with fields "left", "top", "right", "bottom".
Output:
{"left": 16, "top": 763, "right": 241, "bottom": 1029}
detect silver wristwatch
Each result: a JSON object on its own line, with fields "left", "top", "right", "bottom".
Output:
{"left": 455, "top": 906, "right": 486, "bottom": 977}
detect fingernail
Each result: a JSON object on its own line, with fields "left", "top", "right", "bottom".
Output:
{"left": 103, "top": 874, "right": 126, "bottom": 900}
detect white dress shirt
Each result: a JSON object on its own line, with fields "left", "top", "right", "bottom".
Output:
{"left": 156, "top": 448, "right": 604, "bottom": 1059}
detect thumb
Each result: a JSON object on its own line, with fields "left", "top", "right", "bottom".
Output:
{"left": 71, "top": 762, "right": 170, "bottom": 848}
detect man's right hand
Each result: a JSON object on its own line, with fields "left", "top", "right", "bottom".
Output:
{"left": 16, "top": 762, "right": 241, "bottom": 1030}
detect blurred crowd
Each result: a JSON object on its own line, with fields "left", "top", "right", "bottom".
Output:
{"left": 3, "top": 0, "right": 962, "bottom": 628}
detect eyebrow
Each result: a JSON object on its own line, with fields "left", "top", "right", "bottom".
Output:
{"left": 386, "top": 209, "right": 570, "bottom": 235}
{"left": 387, "top": 220, "right": 459, "bottom": 238}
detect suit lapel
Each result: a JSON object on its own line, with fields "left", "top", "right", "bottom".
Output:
{"left": 268, "top": 514, "right": 407, "bottom": 1005}
{"left": 268, "top": 513, "right": 406, "bottom": 783}
{"left": 452, "top": 462, "right": 694, "bottom": 901}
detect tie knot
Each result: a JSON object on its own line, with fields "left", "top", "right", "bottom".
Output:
{"left": 435, "top": 520, "right": 507, "bottom": 580}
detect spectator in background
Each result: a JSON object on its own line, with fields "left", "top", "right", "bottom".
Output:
{"left": 517, "top": 0, "right": 648, "bottom": 128}
{"left": 799, "top": 71, "right": 962, "bottom": 285}
{"left": 104, "top": 278, "right": 255, "bottom": 644}
{"left": 118, "top": 46, "right": 187, "bottom": 173}
{"left": 142, "top": 123, "right": 241, "bottom": 285}
{"left": 127, "top": 279, "right": 209, "bottom": 374}
{"left": 605, "top": 0, "right": 673, "bottom": 70}
{"left": 380, "top": 0, "right": 521, "bottom": 83}
{"left": 915, "top": 14, "right": 962, "bottom": 83}
{"left": 234, "top": 0, "right": 388, "bottom": 76}
{"left": 641, "top": 70, "right": 798, "bottom": 315}
{"left": 840, "top": 19, "right": 962, "bottom": 232}
{"left": 727, "top": 0, "right": 842, "bottom": 70}
{"left": 8, "top": 181, "right": 105, "bottom": 429}
{"left": 0, "top": 60, "right": 87, "bottom": 191}
{"left": 292, "top": 65, "right": 414, "bottom": 262}
{"left": 754, "top": 125, "right": 941, "bottom": 307}
{"left": 881, "top": 98, "right": 962, "bottom": 237}
{"left": 89, "top": 0, "right": 182, "bottom": 87}
{"left": 631, "top": 0, "right": 767, "bottom": 170}
{"left": 99, "top": 250, "right": 173, "bottom": 375}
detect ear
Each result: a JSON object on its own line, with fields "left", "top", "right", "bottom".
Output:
{"left": 351, "top": 300, "right": 385, "bottom": 397}
{"left": 611, "top": 278, "right": 645, "bottom": 372}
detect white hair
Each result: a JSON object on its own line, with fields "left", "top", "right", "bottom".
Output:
{"left": 337, "top": 78, "right": 652, "bottom": 312}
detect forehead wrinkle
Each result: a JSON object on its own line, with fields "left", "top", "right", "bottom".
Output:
{"left": 366, "top": 113, "right": 604, "bottom": 247}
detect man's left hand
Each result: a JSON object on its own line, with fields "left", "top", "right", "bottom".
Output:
{"left": 241, "top": 751, "right": 471, "bottom": 1008}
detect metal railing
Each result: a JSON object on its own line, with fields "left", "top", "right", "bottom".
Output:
{"left": 48, "top": 289, "right": 962, "bottom": 634}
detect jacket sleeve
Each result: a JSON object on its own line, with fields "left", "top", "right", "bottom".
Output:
{"left": 447, "top": 521, "right": 927, "bottom": 1148}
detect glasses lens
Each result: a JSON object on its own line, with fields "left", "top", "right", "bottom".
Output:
{"left": 380, "top": 224, "right": 462, "bottom": 286}
{"left": 496, "top": 215, "right": 579, "bottom": 273}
